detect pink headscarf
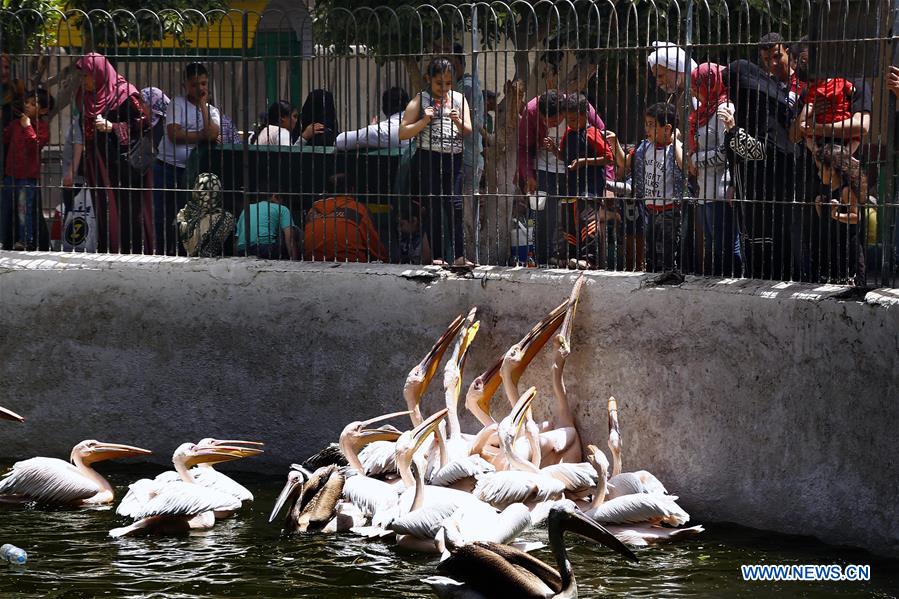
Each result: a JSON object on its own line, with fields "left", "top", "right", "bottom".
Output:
{"left": 689, "top": 62, "right": 728, "bottom": 154}
{"left": 75, "top": 53, "right": 138, "bottom": 121}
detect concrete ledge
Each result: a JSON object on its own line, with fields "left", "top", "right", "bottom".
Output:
{"left": 1, "top": 251, "right": 897, "bottom": 557}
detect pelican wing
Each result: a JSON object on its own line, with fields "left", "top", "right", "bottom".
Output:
{"left": 606, "top": 473, "right": 646, "bottom": 499}
{"left": 438, "top": 542, "right": 559, "bottom": 597}
{"left": 389, "top": 501, "right": 459, "bottom": 539}
{"left": 342, "top": 474, "right": 399, "bottom": 521}
{"left": 606, "top": 523, "right": 705, "bottom": 547}
{"left": 116, "top": 478, "right": 160, "bottom": 518}
{"left": 153, "top": 468, "right": 253, "bottom": 502}
{"left": 540, "top": 462, "right": 598, "bottom": 494}
{"left": 473, "top": 472, "right": 565, "bottom": 508}
{"left": 451, "top": 502, "right": 531, "bottom": 545}
{"left": 0, "top": 457, "right": 99, "bottom": 505}
{"left": 429, "top": 455, "right": 495, "bottom": 487}
{"left": 297, "top": 466, "right": 345, "bottom": 531}
{"left": 134, "top": 481, "right": 241, "bottom": 520}
{"left": 587, "top": 493, "right": 689, "bottom": 526}
{"left": 358, "top": 441, "right": 398, "bottom": 477}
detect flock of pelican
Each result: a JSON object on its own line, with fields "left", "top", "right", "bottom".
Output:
{"left": 0, "top": 276, "right": 703, "bottom": 598}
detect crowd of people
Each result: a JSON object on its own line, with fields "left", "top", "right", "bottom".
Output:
{"left": 0, "top": 34, "right": 895, "bottom": 284}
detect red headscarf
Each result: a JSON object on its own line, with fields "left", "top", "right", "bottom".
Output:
{"left": 688, "top": 62, "right": 728, "bottom": 154}
{"left": 75, "top": 53, "right": 138, "bottom": 121}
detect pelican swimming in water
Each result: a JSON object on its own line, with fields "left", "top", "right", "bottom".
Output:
{"left": 269, "top": 463, "right": 362, "bottom": 533}
{"left": 111, "top": 442, "right": 261, "bottom": 537}
{"left": 0, "top": 406, "right": 24, "bottom": 422}
{"left": 0, "top": 440, "right": 151, "bottom": 507}
{"left": 151, "top": 438, "right": 264, "bottom": 504}
{"left": 424, "top": 499, "right": 638, "bottom": 598}
{"left": 339, "top": 411, "right": 410, "bottom": 479}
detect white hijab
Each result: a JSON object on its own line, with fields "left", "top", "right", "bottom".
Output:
{"left": 646, "top": 41, "right": 698, "bottom": 75}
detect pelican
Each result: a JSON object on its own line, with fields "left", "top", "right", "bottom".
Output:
{"left": 0, "top": 406, "right": 24, "bottom": 422}
{"left": 151, "top": 438, "right": 264, "bottom": 504}
{"left": 110, "top": 442, "right": 260, "bottom": 537}
{"left": 583, "top": 445, "right": 695, "bottom": 533}
{"left": 0, "top": 440, "right": 151, "bottom": 506}
{"left": 269, "top": 464, "right": 361, "bottom": 533}
{"left": 606, "top": 397, "right": 667, "bottom": 498}
{"left": 405, "top": 313, "right": 466, "bottom": 426}
{"left": 429, "top": 309, "right": 495, "bottom": 490}
{"left": 424, "top": 499, "right": 638, "bottom": 598}
{"left": 339, "top": 411, "right": 409, "bottom": 478}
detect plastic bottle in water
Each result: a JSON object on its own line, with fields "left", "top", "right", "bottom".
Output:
{"left": 1, "top": 543, "right": 27, "bottom": 565}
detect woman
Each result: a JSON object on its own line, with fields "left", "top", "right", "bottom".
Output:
{"left": 399, "top": 58, "right": 472, "bottom": 265}
{"left": 0, "top": 53, "right": 26, "bottom": 249}
{"left": 813, "top": 144, "right": 867, "bottom": 285}
{"left": 296, "top": 89, "right": 339, "bottom": 146}
{"left": 688, "top": 62, "right": 740, "bottom": 276}
{"left": 76, "top": 53, "right": 149, "bottom": 253}
{"left": 252, "top": 100, "right": 296, "bottom": 146}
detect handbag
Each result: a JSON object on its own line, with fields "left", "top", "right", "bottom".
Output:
{"left": 62, "top": 187, "right": 98, "bottom": 253}
{"left": 127, "top": 133, "right": 157, "bottom": 174}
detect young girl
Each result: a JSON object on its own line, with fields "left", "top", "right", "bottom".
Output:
{"left": 814, "top": 144, "right": 867, "bottom": 285}
{"left": 253, "top": 100, "right": 297, "bottom": 146}
{"left": 400, "top": 57, "right": 472, "bottom": 265}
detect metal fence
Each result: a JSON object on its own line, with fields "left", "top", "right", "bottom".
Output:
{"left": 0, "top": 1, "right": 896, "bottom": 286}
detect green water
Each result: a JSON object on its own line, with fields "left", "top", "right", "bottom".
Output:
{"left": 0, "top": 465, "right": 896, "bottom": 598}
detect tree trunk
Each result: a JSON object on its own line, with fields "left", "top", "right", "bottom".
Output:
{"left": 401, "top": 55, "right": 424, "bottom": 95}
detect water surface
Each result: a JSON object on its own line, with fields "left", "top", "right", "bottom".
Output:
{"left": 1, "top": 465, "right": 896, "bottom": 598}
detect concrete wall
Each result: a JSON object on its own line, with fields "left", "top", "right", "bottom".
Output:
{"left": 0, "top": 251, "right": 897, "bottom": 557}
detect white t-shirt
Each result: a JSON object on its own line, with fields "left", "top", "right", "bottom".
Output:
{"left": 536, "top": 122, "right": 566, "bottom": 173}
{"left": 334, "top": 112, "right": 409, "bottom": 151}
{"left": 157, "top": 96, "right": 222, "bottom": 169}
{"left": 253, "top": 125, "right": 292, "bottom": 146}
{"left": 639, "top": 143, "right": 677, "bottom": 209}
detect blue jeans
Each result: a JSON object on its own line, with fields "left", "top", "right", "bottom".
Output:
{"left": 1, "top": 177, "right": 38, "bottom": 248}
{"left": 152, "top": 160, "right": 187, "bottom": 255}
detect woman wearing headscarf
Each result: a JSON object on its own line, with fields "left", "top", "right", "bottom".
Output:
{"left": 687, "top": 63, "right": 740, "bottom": 276}
{"left": 719, "top": 59, "right": 796, "bottom": 280}
{"left": 76, "top": 53, "right": 149, "bottom": 253}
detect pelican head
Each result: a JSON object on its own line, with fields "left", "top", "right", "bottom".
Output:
{"left": 338, "top": 410, "right": 410, "bottom": 473}
{"left": 496, "top": 386, "right": 537, "bottom": 454}
{"left": 269, "top": 465, "right": 311, "bottom": 524}
{"left": 404, "top": 315, "right": 466, "bottom": 425}
{"left": 194, "top": 438, "right": 264, "bottom": 468}
{"left": 0, "top": 406, "right": 24, "bottom": 423}
{"left": 607, "top": 396, "right": 621, "bottom": 456}
{"left": 555, "top": 275, "right": 585, "bottom": 357}
{"left": 173, "top": 442, "right": 261, "bottom": 469}
{"left": 585, "top": 444, "right": 610, "bottom": 477}
{"left": 548, "top": 499, "right": 638, "bottom": 562}
{"left": 395, "top": 408, "right": 448, "bottom": 486}
{"left": 464, "top": 356, "right": 504, "bottom": 424}
{"left": 500, "top": 300, "right": 569, "bottom": 385}
{"left": 70, "top": 440, "right": 153, "bottom": 465}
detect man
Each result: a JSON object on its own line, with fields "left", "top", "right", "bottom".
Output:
{"left": 334, "top": 87, "right": 410, "bottom": 151}
{"left": 886, "top": 64, "right": 899, "bottom": 274}
{"left": 758, "top": 32, "right": 805, "bottom": 107}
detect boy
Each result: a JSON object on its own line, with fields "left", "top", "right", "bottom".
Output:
{"left": 154, "top": 62, "right": 221, "bottom": 255}
{"left": 548, "top": 93, "right": 616, "bottom": 267}
{"left": 2, "top": 88, "right": 52, "bottom": 250}
{"left": 304, "top": 174, "right": 387, "bottom": 263}
{"left": 236, "top": 184, "right": 299, "bottom": 260}
{"left": 629, "top": 102, "right": 689, "bottom": 271}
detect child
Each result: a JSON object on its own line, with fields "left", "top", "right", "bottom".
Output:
{"left": 236, "top": 183, "right": 299, "bottom": 260}
{"left": 630, "top": 102, "right": 689, "bottom": 271}
{"left": 813, "top": 144, "right": 867, "bottom": 285}
{"left": 304, "top": 174, "right": 387, "bottom": 263}
{"left": 545, "top": 93, "right": 615, "bottom": 267}
{"left": 2, "top": 88, "right": 52, "bottom": 250}
{"left": 604, "top": 136, "right": 646, "bottom": 271}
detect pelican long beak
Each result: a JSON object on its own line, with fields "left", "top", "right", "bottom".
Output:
{"left": 557, "top": 275, "right": 585, "bottom": 354}
{"left": 359, "top": 410, "right": 413, "bottom": 430}
{"left": 465, "top": 355, "right": 504, "bottom": 423}
{"left": 411, "top": 314, "right": 466, "bottom": 389}
{"left": 89, "top": 442, "right": 153, "bottom": 461}
{"left": 511, "top": 387, "right": 537, "bottom": 436}
{"left": 410, "top": 408, "right": 449, "bottom": 453}
{"left": 200, "top": 439, "right": 265, "bottom": 449}
{"left": 0, "top": 406, "right": 24, "bottom": 422}
{"left": 562, "top": 507, "right": 639, "bottom": 563}
{"left": 269, "top": 471, "right": 304, "bottom": 523}
{"left": 186, "top": 445, "right": 263, "bottom": 467}
{"left": 515, "top": 300, "right": 569, "bottom": 371}
{"left": 608, "top": 396, "right": 620, "bottom": 441}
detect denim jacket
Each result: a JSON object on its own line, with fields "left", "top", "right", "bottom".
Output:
{"left": 632, "top": 139, "right": 690, "bottom": 205}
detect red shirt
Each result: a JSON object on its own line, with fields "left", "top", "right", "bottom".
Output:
{"left": 805, "top": 78, "right": 854, "bottom": 125}
{"left": 3, "top": 118, "right": 49, "bottom": 180}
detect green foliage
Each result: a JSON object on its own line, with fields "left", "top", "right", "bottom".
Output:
{"left": 0, "top": 0, "right": 61, "bottom": 54}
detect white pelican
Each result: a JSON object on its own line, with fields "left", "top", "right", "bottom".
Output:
{"left": 0, "top": 406, "right": 24, "bottom": 422}
{"left": 338, "top": 411, "right": 409, "bottom": 478}
{"left": 424, "top": 499, "right": 638, "bottom": 598}
{"left": 0, "top": 440, "right": 152, "bottom": 506}
{"left": 111, "top": 442, "right": 260, "bottom": 537}
{"left": 151, "top": 438, "right": 263, "bottom": 504}
{"left": 404, "top": 313, "right": 466, "bottom": 426}
{"left": 606, "top": 397, "right": 668, "bottom": 498}
{"left": 583, "top": 445, "right": 699, "bottom": 539}
{"left": 269, "top": 464, "right": 361, "bottom": 533}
